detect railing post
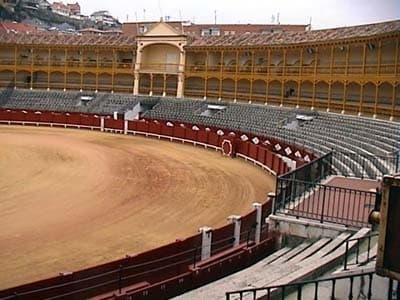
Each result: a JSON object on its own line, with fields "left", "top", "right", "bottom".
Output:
{"left": 253, "top": 203, "right": 262, "bottom": 244}
{"left": 100, "top": 116, "right": 104, "bottom": 132}
{"left": 199, "top": 226, "right": 212, "bottom": 260}
{"left": 227, "top": 215, "right": 241, "bottom": 247}
{"left": 344, "top": 241, "right": 349, "bottom": 270}
{"left": 123, "top": 119, "right": 128, "bottom": 135}
{"left": 320, "top": 185, "right": 326, "bottom": 223}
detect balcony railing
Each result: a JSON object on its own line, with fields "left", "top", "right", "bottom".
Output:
{"left": 184, "top": 63, "right": 399, "bottom": 76}
{"left": 139, "top": 63, "right": 182, "bottom": 74}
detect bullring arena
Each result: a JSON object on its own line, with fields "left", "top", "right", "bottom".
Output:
{"left": 0, "top": 17, "right": 399, "bottom": 300}
{"left": 0, "top": 125, "right": 274, "bottom": 289}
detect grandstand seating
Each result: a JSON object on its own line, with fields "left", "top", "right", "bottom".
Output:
{"left": 0, "top": 89, "right": 398, "bottom": 179}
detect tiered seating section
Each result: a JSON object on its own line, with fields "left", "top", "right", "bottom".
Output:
{"left": 0, "top": 88, "right": 398, "bottom": 179}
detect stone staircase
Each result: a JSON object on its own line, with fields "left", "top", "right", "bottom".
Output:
{"left": 173, "top": 228, "right": 371, "bottom": 300}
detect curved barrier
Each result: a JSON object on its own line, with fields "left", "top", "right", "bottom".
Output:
{"left": 0, "top": 109, "right": 316, "bottom": 300}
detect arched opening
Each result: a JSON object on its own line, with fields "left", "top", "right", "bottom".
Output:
{"left": 16, "top": 70, "right": 31, "bottom": 89}
{"left": 283, "top": 80, "right": 297, "bottom": 107}
{"left": 66, "top": 72, "right": 80, "bottom": 90}
{"left": 32, "top": 71, "right": 48, "bottom": 89}
{"left": 236, "top": 79, "right": 250, "bottom": 101}
{"left": 299, "top": 80, "right": 313, "bottom": 108}
{"left": 98, "top": 73, "right": 112, "bottom": 92}
{"left": 0, "top": 70, "right": 14, "bottom": 87}
{"left": 268, "top": 80, "right": 281, "bottom": 105}
{"left": 49, "top": 72, "right": 64, "bottom": 90}
{"left": 330, "top": 81, "right": 345, "bottom": 112}
{"left": 82, "top": 72, "right": 96, "bottom": 91}
{"left": 348, "top": 45, "right": 363, "bottom": 75}
{"left": 315, "top": 81, "right": 329, "bottom": 109}
{"left": 206, "top": 77, "right": 219, "bottom": 99}
{"left": 152, "top": 74, "right": 164, "bottom": 95}
{"left": 186, "top": 51, "right": 206, "bottom": 72}
{"left": 377, "top": 82, "right": 394, "bottom": 116}
{"left": 141, "top": 43, "right": 180, "bottom": 74}
{"left": 251, "top": 80, "right": 266, "bottom": 102}
{"left": 165, "top": 75, "right": 178, "bottom": 96}
{"left": 114, "top": 73, "right": 134, "bottom": 93}
{"left": 362, "top": 82, "right": 376, "bottom": 115}
{"left": 184, "top": 77, "right": 204, "bottom": 98}
{"left": 139, "top": 74, "right": 150, "bottom": 95}
{"left": 221, "top": 78, "right": 235, "bottom": 99}
{"left": 345, "top": 82, "right": 361, "bottom": 112}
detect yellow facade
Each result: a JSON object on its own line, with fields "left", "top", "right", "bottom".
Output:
{"left": 0, "top": 21, "right": 399, "bottom": 119}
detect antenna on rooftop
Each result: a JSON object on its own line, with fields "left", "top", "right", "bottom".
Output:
{"left": 143, "top": 9, "right": 146, "bottom": 21}
{"left": 308, "top": 16, "right": 312, "bottom": 30}
{"left": 214, "top": 10, "right": 217, "bottom": 25}
{"left": 271, "top": 14, "right": 275, "bottom": 24}
{"left": 277, "top": 12, "right": 280, "bottom": 25}
{"left": 158, "top": 0, "right": 163, "bottom": 20}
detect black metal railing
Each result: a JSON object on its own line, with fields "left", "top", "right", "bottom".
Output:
{"left": 275, "top": 178, "right": 376, "bottom": 227}
{"left": 225, "top": 269, "right": 398, "bottom": 300}
{"left": 279, "top": 152, "right": 334, "bottom": 183}
{"left": 344, "top": 233, "right": 379, "bottom": 271}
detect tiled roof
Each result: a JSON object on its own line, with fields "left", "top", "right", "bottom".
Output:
{"left": 0, "top": 21, "right": 37, "bottom": 34}
{"left": 0, "top": 32, "right": 137, "bottom": 47}
{"left": 188, "top": 20, "right": 400, "bottom": 47}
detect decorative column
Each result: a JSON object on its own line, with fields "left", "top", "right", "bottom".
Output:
{"left": 133, "top": 47, "right": 143, "bottom": 95}
{"left": 199, "top": 226, "right": 212, "bottom": 260}
{"left": 227, "top": 215, "right": 241, "bottom": 247}
{"left": 177, "top": 49, "right": 186, "bottom": 98}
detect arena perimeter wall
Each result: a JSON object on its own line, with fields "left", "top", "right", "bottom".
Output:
{"left": 0, "top": 109, "right": 315, "bottom": 300}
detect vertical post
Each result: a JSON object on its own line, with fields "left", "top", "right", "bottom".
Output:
{"left": 268, "top": 192, "right": 276, "bottom": 215}
{"left": 253, "top": 202, "right": 262, "bottom": 244}
{"left": 124, "top": 119, "right": 128, "bottom": 135}
{"left": 64, "top": 48, "right": 67, "bottom": 91}
{"left": 30, "top": 47, "right": 33, "bottom": 90}
{"left": 133, "top": 46, "right": 142, "bottom": 95}
{"left": 14, "top": 45, "right": 17, "bottom": 88}
{"left": 100, "top": 116, "right": 105, "bottom": 132}
{"left": 47, "top": 48, "right": 51, "bottom": 90}
{"left": 118, "top": 264, "right": 123, "bottom": 294}
{"left": 162, "top": 74, "right": 167, "bottom": 96}
{"left": 227, "top": 215, "right": 241, "bottom": 247}
{"left": 320, "top": 185, "right": 327, "bottom": 223}
{"left": 199, "top": 226, "right": 212, "bottom": 260}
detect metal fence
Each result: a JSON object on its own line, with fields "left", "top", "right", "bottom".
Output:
{"left": 275, "top": 178, "right": 376, "bottom": 227}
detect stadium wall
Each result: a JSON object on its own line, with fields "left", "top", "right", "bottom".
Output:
{"left": 0, "top": 109, "right": 315, "bottom": 299}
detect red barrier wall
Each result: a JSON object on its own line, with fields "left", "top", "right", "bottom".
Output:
{"left": 0, "top": 110, "right": 321, "bottom": 300}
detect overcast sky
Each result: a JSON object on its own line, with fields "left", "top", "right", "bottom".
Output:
{"left": 61, "top": 0, "right": 399, "bottom": 29}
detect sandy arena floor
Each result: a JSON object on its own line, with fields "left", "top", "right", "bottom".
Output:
{"left": 0, "top": 126, "right": 275, "bottom": 289}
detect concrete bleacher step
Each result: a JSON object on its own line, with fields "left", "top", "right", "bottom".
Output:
{"left": 237, "top": 229, "right": 369, "bottom": 300}
{"left": 312, "top": 232, "right": 352, "bottom": 258}
{"left": 259, "top": 246, "right": 292, "bottom": 266}
{"left": 271, "top": 242, "right": 311, "bottom": 265}
{"left": 173, "top": 230, "right": 367, "bottom": 300}
{"left": 288, "top": 237, "right": 331, "bottom": 264}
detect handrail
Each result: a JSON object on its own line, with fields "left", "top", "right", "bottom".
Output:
{"left": 344, "top": 233, "right": 378, "bottom": 271}
{"left": 225, "top": 269, "right": 379, "bottom": 300}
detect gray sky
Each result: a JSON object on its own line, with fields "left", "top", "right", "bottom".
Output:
{"left": 63, "top": 0, "right": 399, "bottom": 29}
